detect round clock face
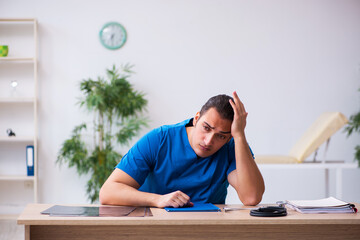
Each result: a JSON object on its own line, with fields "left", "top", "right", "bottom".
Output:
{"left": 99, "top": 22, "right": 127, "bottom": 50}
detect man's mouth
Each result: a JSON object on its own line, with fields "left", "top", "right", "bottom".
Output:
{"left": 199, "top": 144, "right": 211, "bottom": 151}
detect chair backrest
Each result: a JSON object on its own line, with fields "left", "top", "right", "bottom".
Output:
{"left": 289, "top": 112, "right": 348, "bottom": 162}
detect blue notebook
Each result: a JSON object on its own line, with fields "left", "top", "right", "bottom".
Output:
{"left": 165, "top": 203, "right": 221, "bottom": 212}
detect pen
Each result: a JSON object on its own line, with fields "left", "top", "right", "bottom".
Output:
{"left": 223, "top": 207, "right": 258, "bottom": 212}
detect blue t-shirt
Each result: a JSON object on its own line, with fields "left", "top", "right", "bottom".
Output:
{"left": 116, "top": 118, "right": 238, "bottom": 204}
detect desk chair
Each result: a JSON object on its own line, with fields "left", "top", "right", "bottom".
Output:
{"left": 255, "top": 112, "right": 356, "bottom": 198}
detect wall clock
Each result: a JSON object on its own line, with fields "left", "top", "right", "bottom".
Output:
{"left": 99, "top": 22, "right": 127, "bottom": 50}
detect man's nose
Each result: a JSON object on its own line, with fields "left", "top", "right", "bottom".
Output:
{"left": 204, "top": 133, "right": 215, "bottom": 145}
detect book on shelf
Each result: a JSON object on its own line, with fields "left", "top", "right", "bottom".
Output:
{"left": 285, "top": 197, "right": 357, "bottom": 214}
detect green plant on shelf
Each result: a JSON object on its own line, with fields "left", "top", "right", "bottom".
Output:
{"left": 57, "top": 64, "right": 148, "bottom": 202}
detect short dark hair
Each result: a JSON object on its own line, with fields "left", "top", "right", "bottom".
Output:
{"left": 199, "top": 94, "right": 234, "bottom": 121}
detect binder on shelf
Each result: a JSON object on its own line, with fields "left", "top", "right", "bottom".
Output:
{"left": 26, "top": 145, "right": 34, "bottom": 176}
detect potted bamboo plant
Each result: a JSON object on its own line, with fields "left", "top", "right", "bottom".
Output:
{"left": 57, "top": 65, "right": 148, "bottom": 202}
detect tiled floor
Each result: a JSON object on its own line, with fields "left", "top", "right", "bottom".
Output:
{"left": 0, "top": 217, "right": 24, "bottom": 240}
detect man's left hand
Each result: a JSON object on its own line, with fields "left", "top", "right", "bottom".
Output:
{"left": 229, "top": 91, "right": 248, "bottom": 139}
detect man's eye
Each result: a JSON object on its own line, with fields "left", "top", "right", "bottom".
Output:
{"left": 203, "top": 126, "right": 210, "bottom": 131}
{"left": 217, "top": 135, "right": 226, "bottom": 140}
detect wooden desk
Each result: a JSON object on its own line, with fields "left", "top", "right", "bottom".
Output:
{"left": 18, "top": 204, "right": 360, "bottom": 240}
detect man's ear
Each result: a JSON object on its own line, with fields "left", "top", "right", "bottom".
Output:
{"left": 193, "top": 112, "right": 201, "bottom": 126}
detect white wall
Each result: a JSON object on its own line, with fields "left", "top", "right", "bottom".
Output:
{"left": 2, "top": 0, "right": 360, "bottom": 206}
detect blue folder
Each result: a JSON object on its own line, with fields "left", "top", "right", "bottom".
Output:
{"left": 26, "top": 145, "right": 34, "bottom": 176}
{"left": 165, "top": 203, "right": 221, "bottom": 212}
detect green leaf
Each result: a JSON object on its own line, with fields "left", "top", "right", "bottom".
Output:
{"left": 116, "top": 117, "right": 148, "bottom": 145}
{"left": 56, "top": 123, "right": 89, "bottom": 175}
{"left": 345, "top": 87, "right": 360, "bottom": 167}
{"left": 345, "top": 112, "right": 360, "bottom": 136}
{"left": 355, "top": 145, "right": 360, "bottom": 167}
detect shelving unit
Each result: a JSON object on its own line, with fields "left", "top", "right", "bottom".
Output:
{"left": 0, "top": 18, "right": 38, "bottom": 216}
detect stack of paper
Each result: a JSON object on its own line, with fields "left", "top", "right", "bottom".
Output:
{"left": 286, "top": 197, "right": 357, "bottom": 214}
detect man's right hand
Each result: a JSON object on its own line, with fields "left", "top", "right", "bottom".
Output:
{"left": 156, "top": 190, "right": 194, "bottom": 208}
{"left": 100, "top": 169, "right": 194, "bottom": 208}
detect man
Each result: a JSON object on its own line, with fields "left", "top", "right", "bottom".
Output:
{"left": 100, "top": 91, "right": 265, "bottom": 207}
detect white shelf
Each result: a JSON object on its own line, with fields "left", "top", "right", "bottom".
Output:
{"left": 0, "top": 204, "right": 27, "bottom": 216}
{"left": 0, "top": 214, "right": 19, "bottom": 220}
{"left": 0, "top": 175, "right": 34, "bottom": 181}
{"left": 0, "top": 97, "right": 35, "bottom": 103}
{"left": 0, "top": 57, "right": 35, "bottom": 62}
{"left": 0, "top": 18, "right": 36, "bottom": 22}
{"left": 0, "top": 136, "right": 34, "bottom": 142}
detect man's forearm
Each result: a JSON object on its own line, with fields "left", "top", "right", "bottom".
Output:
{"left": 99, "top": 182, "right": 159, "bottom": 207}
{"left": 100, "top": 182, "right": 192, "bottom": 208}
{"left": 233, "top": 135, "right": 265, "bottom": 205}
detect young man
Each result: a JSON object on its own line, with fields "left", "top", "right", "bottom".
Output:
{"left": 100, "top": 91, "right": 265, "bottom": 207}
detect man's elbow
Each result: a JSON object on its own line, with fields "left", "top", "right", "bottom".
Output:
{"left": 99, "top": 186, "right": 112, "bottom": 205}
{"left": 239, "top": 189, "right": 265, "bottom": 206}
{"left": 241, "top": 195, "right": 262, "bottom": 206}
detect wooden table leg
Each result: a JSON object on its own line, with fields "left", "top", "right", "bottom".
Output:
{"left": 25, "top": 225, "right": 30, "bottom": 240}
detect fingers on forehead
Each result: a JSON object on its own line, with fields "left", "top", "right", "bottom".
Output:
{"left": 232, "top": 92, "right": 246, "bottom": 111}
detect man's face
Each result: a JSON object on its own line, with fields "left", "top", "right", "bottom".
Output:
{"left": 189, "top": 108, "right": 232, "bottom": 158}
